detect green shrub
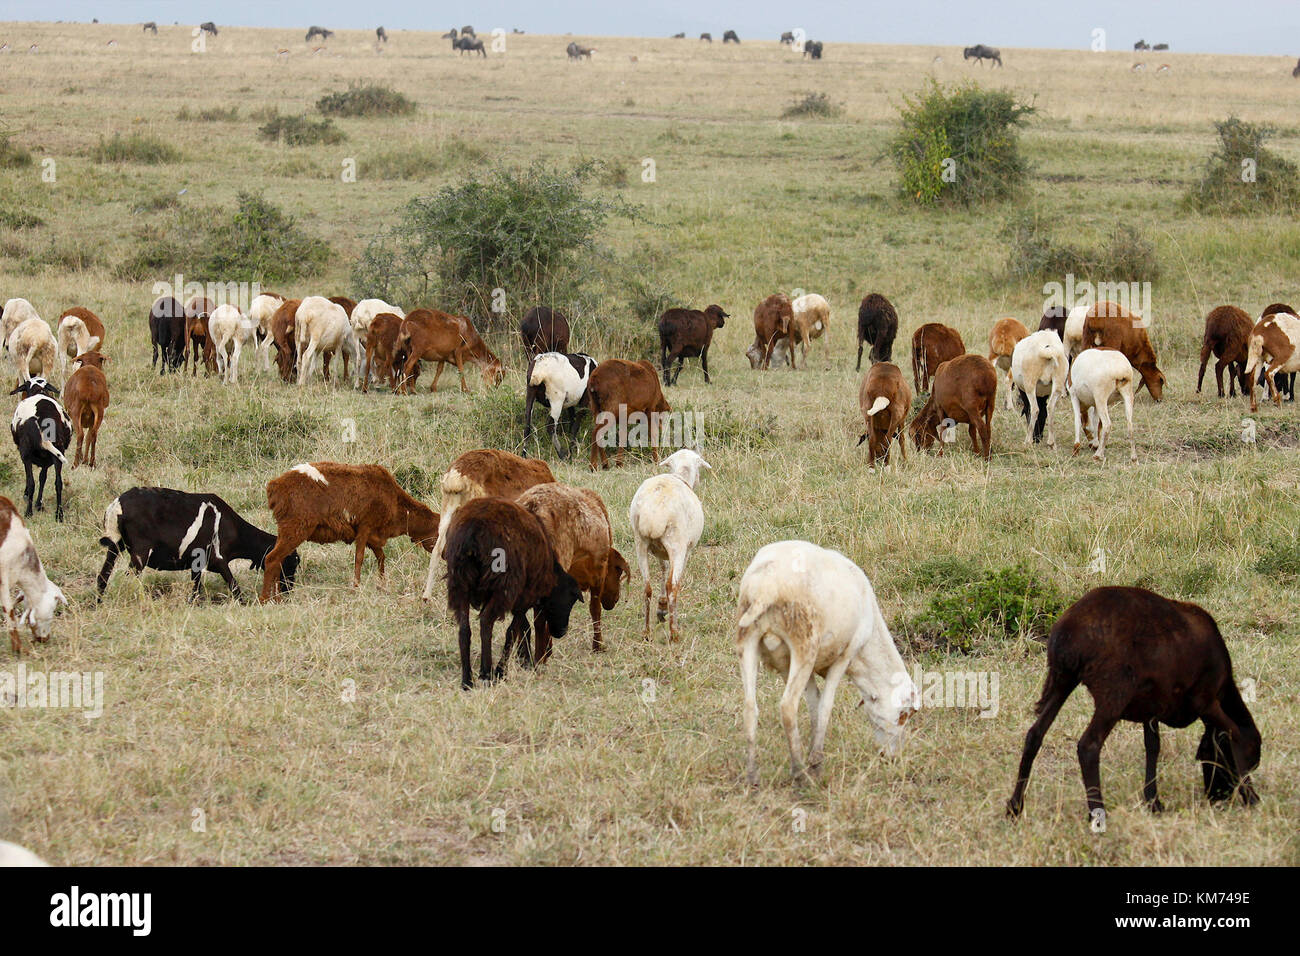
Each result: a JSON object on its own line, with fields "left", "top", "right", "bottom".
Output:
{"left": 258, "top": 114, "right": 346, "bottom": 146}
{"left": 782, "top": 91, "right": 843, "bottom": 119}
{"left": 890, "top": 80, "right": 1035, "bottom": 205}
{"left": 906, "top": 564, "right": 1065, "bottom": 654}
{"left": 92, "top": 131, "right": 181, "bottom": 164}
{"left": 352, "top": 161, "right": 639, "bottom": 326}
{"left": 0, "top": 128, "right": 33, "bottom": 169}
{"left": 194, "top": 192, "right": 331, "bottom": 283}
{"left": 317, "top": 83, "right": 415, "bottom": 118}
{"left": 1185, "top": 117, "right": 1300, "bottom": 214}
{"left": 1001, "top": 209, "right": 1160, "bottom": 281}
{"left": 178, "top": 104, "right": 240, "bottom": 122}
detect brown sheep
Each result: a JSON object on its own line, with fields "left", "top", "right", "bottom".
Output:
{"left": 183, "top": 296, "right": 217, "bottom": 376}
{"left": 911, "top": 323, "right": 965, "bottom": 393}
{"left": 857, "top": 362, "right": 911, "bottom": 468}
{"left": 395, "top": 308, "right": 504, "bottom": 393}
{"left": 270, "top": 297, "right": 302, "bottom": 383}
{"left": 857, "top": 293, "right": 899, "bottom": 370}
{"left": 586, "top": 358, "right": 672, "bottom": 470}
{"left": 987, "top": 316, "right": 1030, "bottom": 410}
{"left": 909, "top": 353, "right": 997, "bottom": 459}
{"left": 1082, "top": 302, "right": 1165, "bottom": 400}
{"left": 261, "top": 462, "right": 440, "bottom": 602}
{"left": 520, "top": 306, "right": 571, "bottom": 355}
{"left": 517, "top": 482, "right": 631, "bottom": 656}
{"left": 1196, "top": 305, "right": 1252, "bottom": 398}
{"left": 62, "top": 354, "right": 109, "bottom": 468}
{"left": 658, "top": 304, "right": 728, "bottom": 384}
{"left": 750, "top": 293, "right": 794, "bottom": 371}
{"left": 362, "top": 312, "right": 403, "bottom": 393}
{"left": 56, "top": 306, "right": 106, "bottom": 372}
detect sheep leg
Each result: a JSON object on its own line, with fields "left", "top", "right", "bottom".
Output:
{"left": 369, "top": 541, "right": 386, "bottom": 580}
{"left": 454, "top": 353, "right": 469, "bottom": 393}
{"left": 701, "top": 345, "right": 711, "bottom": 384}
{"left": 636, "top": 541, "right": 653, "bottom": 638}
{"left": 189, "top": 567, "right": 206, "bottom": 601}
{"left": 96, "top": 543, "right": 120, "bottom": 600}
{"left": 740, "top": 635, "right": 761, "bottom": 785}
{"left": 352, "top": 535, "right": 368, "bottom": 587}
{"left": 780, "top": 654, "right": 817, "bottom": 783}
{"left": 20, "top": 461, "right": 33, "bottom": 516}
{"left": 1142, "top": 720, "right": 1164, "bottom": 812}
{"left": 322, "top": 351, "right": 333, "bottom": 383}
{"left": 1076, "top": 710, "right": 1119, "bottom": 819}
{"left": 1266, "top": 360, "right": 1284, "bottom": 406}
{"left": 589, "top": 590, "right": 603, "bottom": 652}
{"left": 531, "top": 612, "right": 551, "bottom": 665}
{"left": 35, "top": 465, "right": 48, "bottom": 513}
{"left": 230, "top": 339, "right": 242, "bottom": 384}
{"left": 1201, "top": 701, "right": 1259, "bottom": 805}
{"left": 803, "top": 679, "right": 822, "bottom": 759}
{"left": 807, "top": 664, "right": 841, "bottom": 778}
{"left": 1121, "top": 386, "right": 1137, "bottom": 462}
{"left": 1006, "top": 676, "right": 1076, "bottom": 817}
{"left": 72, "top": 419, "right": 85, "bottom": 468}
{"left": 1196, "top": 345, "right": 1212, "bottom": 394}
{"left": 260, "top": 535, "right": 303, "bottom": 602}
{"left": 429, "top": 361, "right": 447, "bottom": 393}
{"left": 856, "top": 339, "right": 864, "bottom": 372}
{"left": 496, "top": 616, "right": 522, "bottom": 680}
{"left": 456, "top": 608, "right": 474, "bottom": 689}
{"left": 478, "top": 614, "right": 496, "bottom": 683}
{"left": 297, "top": 341, "right": 318, "bottom": 386}
{"left": 1094, "top": 399, "right": 1112, "bottom": 462}
{"left": 1043, "top": 388, "right": 1060, "bottom": 448}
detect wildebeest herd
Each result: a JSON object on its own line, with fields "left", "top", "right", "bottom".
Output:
{"left": 0, "top": 273, "right": 1280, "bottom": 824}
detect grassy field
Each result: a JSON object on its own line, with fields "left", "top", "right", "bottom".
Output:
{"left": 1, "top": 22, "right": 1298, "bottom": 865}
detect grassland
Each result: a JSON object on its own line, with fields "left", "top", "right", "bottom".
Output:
{"left": 0, "top": 22, "right": 1298, "bottom": 865}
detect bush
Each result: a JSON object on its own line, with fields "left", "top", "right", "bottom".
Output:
{"left": 782, "top": 91, "right": 843, "bottom": 119}
{"left": 1002, "top": 209, "right": 1160, "bottom": 282}
{"left": 890, "top": 80, "right": 1035, "bottom": 205}
{"left": 92, "top": 131, "right": 181, "bottom": 164}
{"left": 352, "top": 161, "right": 639, "bottom": 325}
{"left": 906, "top": 563, "right": 1065, "bottom": 654}
{"left": 178, "top": 105, "right": 240, "bottom": 122}
{"left": 1185, "top": 117, "right": 1300, "bottom": 214}
{"left": 364, "top": 139, "right": 488, "bottom": 180}
{"left": 258, "top": 114, "right": 346, "bottom": 146}
{"left": 317, "top": 83, "right": 415, "bottom": 118}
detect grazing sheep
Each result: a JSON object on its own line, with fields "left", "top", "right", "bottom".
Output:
{"left": 350, "top": 298, "right": 404, "bottom": 382}
{"left": 199, "top": 22, "right": 218, "bottom": 37}
{"left": 747, "top": 336, "right": 791, "bottom": 369}
{"left": 261, "top": 462, "right": 440, "bottom": 602}
{"left": 1258, "top": 303, "right": 1297, "bottom": 401}
{"left": 910, "top": 323, "right": 965, "bottom": 394}
{"left": 1082, "top": 302, "right": 1165, "bottom": 400}
{"left": 444, "top": 497, "right": 583, "bottom": 689}
{"left": 395, "top": 309, "right": 503, "bottom": 393}
{"left": 98, "top": 487, "right": 298, "bottom": 601}
{"left": 524, "top": 351, "right": 597, "bottom": 459}
{"left": 736, "top": 540, "right": 920, "bottom": 784}
{"left": 788, "top": 293, "right": 830, "bottom": 367}
{"left": 909, "top": 353, "right": 997, "bottom": 460}
{"left": 987, "top": 316, "right": 1029, "bottom": 410}
{"left": 269, "top": 297, "right": 302, "bottom": 383}
{"left": 586, "top": 358, "right": 672, "bottom": 470}
{"left": 700, "top": 33, "right": 712, "bottom": 42}
{"left": 1062, "top": 304, "right": 1089, "bottom": 361}
{"left": 421, "top": 449, "right": 556, "bottom": 601}
{"left": 361, "top": 312, "right": 403, "bottom": 393}
{"left": 658, "top": 304, "right": 728, "bottom": 384}
{"left": 9, "top": 378, "right": 70, "bottom": 520}
{"left": 1, "top": 298, "right": 41, "bottom": 350}
{"left": 61, "top": 354, "right": 109, "bottom": 467}
{"left": 517, "top": 482, "right": 630, "bottom": 654}
{"left": 1009, "top": 329, "right": 1068, "bottom": 446}
{"left": 208, "top": 304, "right": 258, "bottom": 384}
{"left": 857, "top": 362, "right": 911, "bottom": 469}
{"left": 305, "top": 25, "right": 333, "bottom": 42}
{"left": 856, "top": 293, "right": 899, "bottom": 369}
{"left": 628, "top": 448, "right": 710, "bottom": 643}
{"left": 56, "top": 306, "right": 105, "bottom": 372}
{"left": 183, "top": 296, "right": 217, "bottom": 376}
{"left": 0, "top": 494, "right": 66, "bottom": 653}
{"left": 1068, "top": 348, "right": 1138, "bottom": 463}
{"left": 1245, "top": 308, "right": 1300, "bottom": 411}
{"left": 1007, "top": 587, "right": 1259, "bottom": 824}
{"left": 520, "top": 306, "right": 571, "bottom": 356}
{"left": 149, "top": 295, "right": 187, "bottom": 373}
{"left": 7, "top": 317, "right": 58, "bottom": 386}
{"left": 804, "top": 40, "right": 824, "bottom": 59}
{"left": 376, "top": 26, "right": 388, "bottom": 43}
{"left": 248, "top": 292, "right": 285, "bottom": 371}
{"left": 566, "top": 41, "right": 596, "bottom": 59}
{"left": 1196, "top": 305, "right": 1253, "bottom": 398}
{"left": 294, "top": 296, "right": 359, "bottom": 386}
{"left": 1038, "top": 305, "right": 1068, "bottom": 344}
{"left": 723, "top": 30, "right": 740, "bottom": 43}
{"left": 751, "top": 293, "right": 794, "bottom": 371}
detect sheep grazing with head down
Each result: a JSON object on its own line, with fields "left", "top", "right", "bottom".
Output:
{"left": 736, "top": 540, "right": 920, "bottom": 785}
{"left": 856, "top": 293, "right": 898, "bottom": 370}
{"left": 207, "top": 304, "right": 258, "bottom": 384}
{"left": 1009, "top": 329, "right": 1068, "bottom": 446}
{"left": 1245, "top": 308, "right": 1300, "bottom": 411}
{"left": 523, "top": 351, "right": 597, "bottom": 458}
{"left": 0, "top": 494, "right": 67, "bottom": 653}
{"left": 1197, "top": 305, "right": 1253, "bottom": 399}
{"left": 1068, "top": 348, "right": 1138, "bottom": 463}
{"left": 628, "top": 448, "right": 710, "bottom": 643}
{"left": 1007, "top": 586, "right": 1260, "bottom": 826}
{"left": 910, "top": 322, "right": 964, "bottom": 394}
{"left": 909, "top": 353, "right": 997, "bottom": 460}
{"left": 857, "top": 362, "right": 910, "bottom": 469}
{"left": 9, "top": 378, "right": 70, "bottom": 520}
{"left": 350, "top": 298, "right": 405, "bottom": 382}
{"left": 8, "top": 316, "right": 58, "bottom": 387}
{"left": 295, "top": 296, "right": 359, "bottom": 386}
{"left": 248, "top": 292, "right": 285, "bottom": 370}
{"left": 56, "top": 306, "right": 105, "bottom": 373}
{"left": 787, "top": 293, "right": 830, "bottom": 368}
{"left": 987, "top": 316, "right": 1029, "bottom": 410}
{"left": 1, "top": 298, "right": 41, "bottom": 349}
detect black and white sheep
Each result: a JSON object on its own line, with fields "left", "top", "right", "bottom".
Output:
{"left": 9, "top": 378, "right": 71, "bottom": 521}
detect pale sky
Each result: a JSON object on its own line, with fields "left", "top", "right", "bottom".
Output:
{"left": 2, "top": 0, "right": 1298, "bottom": 56}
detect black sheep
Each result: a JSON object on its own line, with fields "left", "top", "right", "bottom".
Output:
{"left": 856, "top": 293, "right": 899, "bottom": 369}
{"left": 9, "top": 378, "right": 71, "bottom": 521}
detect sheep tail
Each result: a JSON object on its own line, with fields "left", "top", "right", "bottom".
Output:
{"left": 41, "top": 438, "right": 66, "bottom": 463}
{"left": 1244, "top": 334, "right": 1263, "bottom": 379}
{"left": 866, "top": 396, "right": 890, "bottom": 416}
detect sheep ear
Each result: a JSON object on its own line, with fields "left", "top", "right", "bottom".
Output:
{"left": 54, "top": 586, "right": 68, "bottom": 608}
{"left": 699, "top": 459, "right": 712, "bottom": 470}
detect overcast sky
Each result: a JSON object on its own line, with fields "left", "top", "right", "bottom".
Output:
{"left": 3, "top": 1, "right": 1298, "bottom": 56}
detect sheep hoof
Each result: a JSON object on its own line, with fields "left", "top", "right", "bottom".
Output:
{"left": 1147, "top": 798, "right": 1165, "bottom": 814}
{"left": 1005, "top": 798, "right": 1023, "bottom": 819}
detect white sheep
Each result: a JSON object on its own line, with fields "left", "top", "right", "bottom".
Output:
{"left": 736, "top": 540, "right": 920, "bottom": 784}
{"left": 208, "top": 304, "right": 258, "bottom": 384}
{"left": 56, "top": 311, "right": 103, "bottom": 373}
{"left": 1010, "top": 329, "right": 1068, "bottom": 447}
{"left": 0, "top": 498, "right": 67, "bottom": 654}
{"left": 7, "top": 317, "right": 57, "bottom": 385}
{"left": 1063, "top": 304, "right": 1089, "bottom": 361}
{"left": 628, "top": 448, "right": 710, "bottom": 643}
{"left": 294, "top": 296, "right": 359, "bottom": 386}
{"left": 1, "top": 298, "right": 40, "bottom": 352}
{"left": 1069, "top": 347, "right": 1138, "bottom": 463}
{"left": 525, "top": 351, "right": 597, "bottom": 457}
{"left": 789, "top": 292, "right": 831, "bottom": 367}
{"left": 0, "top": 840, "right": 48, "bottom": 866}
{"left": 350, "top": 298, "right": 405, "bottom": 380}
{"left": 248, "top": 293, "right": 285, "bottom": 370}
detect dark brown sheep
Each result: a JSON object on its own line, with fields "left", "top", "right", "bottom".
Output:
{"left": 361, "top": 312, "right": 403, "bottom": 393}
{"left": 1196, "top": 305, "right": 1253, "bottom": 398}
{"left": 658, "top": 304, "right": 728, "bottom": 384}
{"left": 856, "top": 293, "right": 898, "bottom": 370}
{"left": 520, "top": 306, "right": 571, "bottom": 355}
{"left": 910, "top": 322, "right": 965, "bottom": 393}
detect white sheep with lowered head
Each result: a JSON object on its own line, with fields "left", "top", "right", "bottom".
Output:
{"left": 628, "top": 448, "right": 711, "bottom": 643}
{"left": 1, "top": 298, "right": 40, "bottom": 351}
{"left": 350, "top": 298, "right": 406, "bottom": 380}
{"left": 1010, "top": 329, "right": 1068, "bottom": 447}
{"left": 736, "top": 540, "right": 919, "bottom": 785}
{"left": 208, "top": 303, "right": 258, "bottom": 384}
{"left": 0, "top": 495, "right": 67, "bottom": 653}
{"left": 294, "top": 296, "right": 359, "bottom": 386}
{"left": 248, "top": 293, "right": 285, "bottom": 370}
{"left": 1069, "top": 347, "right": 1138, "bottom": 463}
{"left": 7, "top": 317, "right": 57, "bottom": 385}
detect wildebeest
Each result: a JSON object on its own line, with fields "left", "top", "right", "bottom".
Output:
{"left": 780, "top": 31, "right": 795, "bottom": 45}
{"left": 700, "top": 33, "right": 712, "bottom": 43}
{"left": 723, "top": 30, "right": 740, "bottom": 44}
{"left": 461, "top": 25, "right": 476, "bottom": 36}
{"left": 305, "top": 26, "right": 333, "bottom": 42}
{"left": 376, "top": 26, "right": 388, "bottom": 43}
{"left": 199, "top": 21, "right": 218, "bottom": 37}
{"left": 804, "top": 40, "right": 823, "bottom": 59}
{"left": 963, "top": 44, "right": 1002, "bottom": 66}
{"left": 1134, "top": 39, "right": 1150, "bottom": 50}
{"left": 567, "top": 41, "right": 596, "bottom": 60}
{"left": 1153, "top": 42, "right": 1169, "bottom": 51}
{"left": 454, "top": 35, "right": 486, "bottom": 56}
{"left": 142, "top": 21, "right": 158, "bottom": 34}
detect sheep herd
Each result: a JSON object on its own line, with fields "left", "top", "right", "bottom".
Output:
{"left": 0, "top": 283, "right": 1281, "bottom": 829}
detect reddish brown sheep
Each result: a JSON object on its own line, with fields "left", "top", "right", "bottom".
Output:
{"left": 911, "top": 323, "right": 965, "bottom": 394}
{"left": 183, "top": 296, "right": 217, "bottom": 376}
{"left": 270, "top": 297, "right": 302, "bottom": 383}
{"left": 857, "top": 362, "right": 911, "bottom": 468}
{"left": 586, "top": 358, "right": 672, "bottom": 470}
{"left": 56, "top": 306, "right": 106, "bottom": 372}
{"left": 1082, "top": 302, "right": 1165, "bottom": 400}
{"left": 988, "top": 316, "right": 1030, "bottom": 409}
{"left": 395, "top": 308, "right": 504, "bottom": 393}
{"left": 261, "top": 462, "right": 440, "bottom": 602}
{"left": 62, "top": 354, "right": 109, "bottom": 468}
{"left": 750, "top": 293, "right": 794, "bottom": 371}
{"left": 1196, "top": 305, "right": 1252, "bottom": 398}
{"left": 909, "top": 353, "right": 997, "bottom": 459}
{"left": 362, "top": 312, "right": 403, "bottom": 393}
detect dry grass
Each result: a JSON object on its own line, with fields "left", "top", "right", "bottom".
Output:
{"left": 0, "top": 23, "right": 1297, "bottom": 865}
